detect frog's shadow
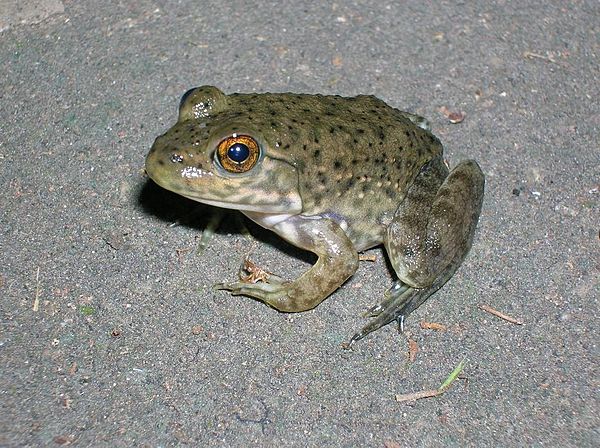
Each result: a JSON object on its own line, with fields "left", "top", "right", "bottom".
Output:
{"left": 139, "top": 179, "right": 315, "bottom": 265}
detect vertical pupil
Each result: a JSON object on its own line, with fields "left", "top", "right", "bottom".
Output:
{"left": 228, "top": 142, "right": 250, "bottom": 163}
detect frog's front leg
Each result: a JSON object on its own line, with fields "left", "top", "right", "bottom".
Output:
{"left": 351, "top": 157, "right": 484, "bottom": 343}
{"left": 216, "top": 215, "right": 359, "bottom": 312}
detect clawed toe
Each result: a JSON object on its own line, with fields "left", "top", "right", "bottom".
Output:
{"left": 214, "top": 280, "right": 285, "bottom": 298}
{"left": 349, "top": 281, "right": 431, "bottom": 343}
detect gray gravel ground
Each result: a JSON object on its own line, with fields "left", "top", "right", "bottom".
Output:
{"left": 1, "top": 1, "right": 598, "bottom": 446}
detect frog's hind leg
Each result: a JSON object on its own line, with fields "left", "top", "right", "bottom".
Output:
{"left": 216, "top": 215, "right": 360, "bottom": 313}
{"left": 349, "top": 157, "right": 484, "bottom": 344}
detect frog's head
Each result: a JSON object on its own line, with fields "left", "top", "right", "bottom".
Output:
{"left": 145, "top": 86, "right": 302, "bottom": 214}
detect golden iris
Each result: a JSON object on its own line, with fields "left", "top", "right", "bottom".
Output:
{"left": 216, "top": 135, "right": 260, "bottom": 173}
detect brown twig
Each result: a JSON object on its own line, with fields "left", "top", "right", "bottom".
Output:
{"left": 523, "top": 51, "right": 557, "bottom": 64}
{"left": 395, "top": 389, "right": 440, "bottom": 402}
{"left": 420, "top": 321, "right": 447, "bottom": 331}
{"left": 479, "top": 304, "right": 524, "bottom": 325}
{"left": 408, "top": 338, "right": 419, "bottom": 362}
{"left": 395, "top": 358, "right": 466, "bottom": 403}
{"left": 33, "top": 267, "right": 41, "bottom": 312}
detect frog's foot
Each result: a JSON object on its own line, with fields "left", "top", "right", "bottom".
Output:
{"left": 195, "top": 209, "right": 224, "bottom": 255}
{"left": 347, "top": 279, "right": 428, "bottom": 345}
{"left": 214, "top": 250, "right": 355, "bottom": 313}
{"left": 215, "top": 279, "right": 293, "bottom": 305}
{"left": 214, "top": 257, "right": 290, "bottom": 303}
{"left": 361, "top": 280, "right": 410, "bottom": 317}
{"left": 196, "top": 211, "right": 252, "bottom": 255}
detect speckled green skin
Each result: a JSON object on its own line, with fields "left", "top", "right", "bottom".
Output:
{"left": 146, "top": 86, "right": 485, "bottom": 342}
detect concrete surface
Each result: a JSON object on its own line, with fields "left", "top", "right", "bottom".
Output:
{"left": 1, "top": 0, "right": 598, "bottom": 446}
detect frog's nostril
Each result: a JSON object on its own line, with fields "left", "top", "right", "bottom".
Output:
{"left": 171, "top": 153, "right": 184, "bottom": 163}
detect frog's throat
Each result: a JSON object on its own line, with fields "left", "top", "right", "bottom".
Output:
{"left": 181, "top": 193, "right": 303, "bottom": 214}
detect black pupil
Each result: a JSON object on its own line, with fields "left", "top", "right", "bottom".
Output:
{"left": 227, "top": 143, "right": 250, "bottom": 163}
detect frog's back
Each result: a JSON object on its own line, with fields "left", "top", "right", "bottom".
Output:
{"left": 226, "top": 92, "right": 443, "bottom": 247}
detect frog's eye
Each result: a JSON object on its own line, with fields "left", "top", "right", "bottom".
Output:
{"left": 216, "top": 135, "right": 260, "bottom": 173}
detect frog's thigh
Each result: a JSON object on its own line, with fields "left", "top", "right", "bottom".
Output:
{"left": 385, "top": 158, "right": 484, "bottom": 288}
{"left": 230, "top": 216, "right": 359, "bottom": 312}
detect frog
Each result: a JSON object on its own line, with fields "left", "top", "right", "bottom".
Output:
{"left": 145, "top": 86, "right": 485, "bottom": 343}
